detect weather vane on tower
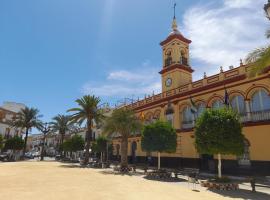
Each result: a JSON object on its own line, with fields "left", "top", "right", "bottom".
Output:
{"left": 173, "top": 3, "right": 176, "bottom": 19}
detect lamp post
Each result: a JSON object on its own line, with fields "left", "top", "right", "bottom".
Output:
{"left": 265, "top": 0, "right": 270, "bottom": 19}
{"left": 40, "top": 122, "right": 51, "bottom": 161}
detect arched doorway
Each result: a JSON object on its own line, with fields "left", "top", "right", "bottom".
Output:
{"left": 131, "top": 141, "right": 137, "bottom": 164}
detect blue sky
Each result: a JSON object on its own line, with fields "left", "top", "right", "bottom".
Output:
{"left": 0, "top": 0, "right": 268, "bottom": 125}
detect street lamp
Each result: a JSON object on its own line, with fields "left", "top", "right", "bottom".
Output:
{"left": 265, "top": 0, "right": 270, "bottom": 19}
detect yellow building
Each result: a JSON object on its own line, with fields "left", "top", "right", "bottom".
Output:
{"left": 112, "top": 16, "right": 270, "bottom": 175}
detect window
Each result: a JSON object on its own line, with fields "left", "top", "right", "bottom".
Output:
{"left": 231, "top": 95, "right": 245, "bottom": 115}
{"left": 251, "top": 90, "right": 270, "bottom": 112}
{"left": 165, "top": 51, "right": 172, "bottom": 66}
{"left": 180, "top": 51, "right": 188, "bottom": 66}
{"left": 238, "top": 139, "right": 251, "bottom": 166}
{"left": 212, "top": 99, "right": 224, "bottom": 109}
{"left": 182, "top": 107, "right": 193, "bottom": 123}
{"left": 197, "top": 103, "right": 206, "bottom": 117}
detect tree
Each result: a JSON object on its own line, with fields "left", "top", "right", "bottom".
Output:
{"left": 194, "top": 108, "right": 245, "bottom": 178}
{"left": 245, "top": 7, "right": 270, "bottom": 76}
{"left": 92, "top": 135, "right": 108, "bottom": 162}
{"left": 104, "top": 108, "right": 142, "bottom": 171}
{"left": 50, "top": 115, "right": 73, "bottom": 156}
{"left": 5, "top": 136, "right": 24, "bottom": 151}
{"left": 68, "top": 95, "right": 104, "bottom": 165}
{"left": 10, "top": 107, "right": 42, "bottom": 157}
{"left": 70, "top": 135, "right": 84, "bottom": 152}
{"left": 141, "top": 121, "right": 177, "bottom": 170}
{"left": 0, "top": 135, "right": 3, "bottom": 150}
{"left": 62, "top": 135, "right": 84, "bottom": 158}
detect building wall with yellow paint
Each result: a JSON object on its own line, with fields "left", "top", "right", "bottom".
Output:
{"left": 111, "top": 17, "right": 270, "bottom": 174}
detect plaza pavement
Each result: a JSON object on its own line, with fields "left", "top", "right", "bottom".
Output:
{"left": 0, "top": 161, "right": 269, "bottom": 200}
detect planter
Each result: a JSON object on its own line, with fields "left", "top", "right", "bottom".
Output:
{"left": 201, "top": 181, "right": 239, "bottom": 190}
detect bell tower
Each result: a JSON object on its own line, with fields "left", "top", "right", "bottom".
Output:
{"left": 159, "top": 8, "right": 193, "bottom": 92}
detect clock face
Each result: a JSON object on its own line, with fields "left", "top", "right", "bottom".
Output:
{"left": 165, "top": 78, "right": 172, "bottom": 87}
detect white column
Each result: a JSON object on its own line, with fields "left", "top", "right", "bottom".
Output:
{"left": 245, "top": 100, "right": 251, "bottom": 121}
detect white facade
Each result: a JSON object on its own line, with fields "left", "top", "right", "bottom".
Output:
{"left": 0, "top": 102, "right": 26, "bottom": 138}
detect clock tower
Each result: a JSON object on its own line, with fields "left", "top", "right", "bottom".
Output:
{"left": 160, "top": 15, "right": 193, "bottom": 92}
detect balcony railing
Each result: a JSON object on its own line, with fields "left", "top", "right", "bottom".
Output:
{"left": 240, "top": 110, "right": 270, "bottom": 123}
{"left": 182, "top": 120, "right": 195, "bottom": 129}
{"left": 181, "top": 110, "right": 270, "bottom": 130}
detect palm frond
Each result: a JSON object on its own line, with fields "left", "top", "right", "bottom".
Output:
{"left": 266, "top": 29, "right": 270, "bottom": 39}
{"left": 245, "top": 46, "right": 270, "bottom": 77}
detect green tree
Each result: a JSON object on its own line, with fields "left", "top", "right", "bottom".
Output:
{"left": 92, "top": 135, "right": 108, "bottom": 162}
{"left": 141, "top": 121, "right": 177, "bottom": 169}
{"left": 50, "top": 115, "right": 73, "bottom": 155}
{"left": 0, "top": 135, "right": 3, "bottom": 150}
{"left": 10, "top": 107, "right": 42, "bottom": 156}
{"left": 68, "top": 95, "right": 104, "bottom": 165}
{"left": 194, "top": 108, "right": 244, "bottom": 178}
{"left": 4, "top": 136, "right": 24, "bottom": 151}
{"left": 104, "top": 108, "right": 142, "bottom": 170}
{"left": 70, "top": 135, "right": 84, "bottom": 152}
{"left": 245, "top": 6, "right": 270, "bottom": 76}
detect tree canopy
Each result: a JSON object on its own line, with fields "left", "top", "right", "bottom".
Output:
{"left": 195, "top": 108, "right": 244, "bottom": 156}
{"left": 0, "top": 135, "right": 3, "bottom": 149}
{"left": 141, "top": 121, "right": 177, "bottom": 153}
{"left": 92, "top": 135, "right": 108, "bottom": 153}
{"left": 62, "top": 135, "right": 84, "bottom": 152}
{"left": 4, "top": 136, "right": 24, "bottom": 151}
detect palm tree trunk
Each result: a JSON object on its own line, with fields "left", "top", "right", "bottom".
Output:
{"left": 158, "top": 152, "right": 161, "bottom": 170}
{"left": 120, "top": 136, "right": 128, "bottom": 168}
{"left": 60, "top": 132, "right": 65, "bottom": 157}
{"left": 23, "top": 128, "right": 29, "bottom": 157}
{"left": 40, "top": 133, "right": 46, "bottom": 161}
{"left": 84, "top": 120, "right": 92, "bottom": 165}
{"left": 218, "top": 153, "right": 222, "bottom": 178}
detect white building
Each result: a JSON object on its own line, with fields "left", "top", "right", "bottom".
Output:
{"left": 0, "top": 102, "right": 26, "bottom": 138}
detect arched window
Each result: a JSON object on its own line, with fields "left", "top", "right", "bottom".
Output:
{"left": 212, "top": 99, "right": 224, "bottom": 110}
{"left": 231, "top": 95, "right": 245, "bottom": 115}
{"left": 251, "top": 90, "right": 270, "bottom": 112}
{"left": 197, "top": 103, "right": 206, "bottom": 117}
{"left": 165, "top": 51, "right": 172, "bottom": 66}
{"left": 182, "top": 106, "right": 193, "bottom": 123}
{"left": 165, "top": 103, "right": 174, "bottom": 126}
{"left": 180, "top": 50, "right": 188, "bottom": 66}
{"left": 238, "top": 139, "right": 251, "bottom": 166}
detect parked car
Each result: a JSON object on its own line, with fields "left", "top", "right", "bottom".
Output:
{"left": 0, "top": 152, "right": 9, "bottom": 161}
{"left": 32, "top": 151, "right": 40, "bottom": 158}
{"left": 25, "top": 152, "right": 34, "bottom": 159}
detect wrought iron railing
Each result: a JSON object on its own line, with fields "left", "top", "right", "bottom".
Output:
{"left": 240, "top": 110, "right": 270, "bottom": 123}
{"left": 181, "top": 110, "right": 270, "bottom": 130}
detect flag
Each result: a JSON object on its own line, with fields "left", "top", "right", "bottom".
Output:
{"left": 190, "top": 97, "right": 197, "bottom": 114}
{"left": 224, "top": 89, "right": 230, "bottom": 107}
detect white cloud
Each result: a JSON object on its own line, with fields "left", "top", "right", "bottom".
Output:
{"left": 82, "top": 62, "right": 161, "bottom": 98}
{"left": 182, "top": 0, "right": 269, "bottom": 78}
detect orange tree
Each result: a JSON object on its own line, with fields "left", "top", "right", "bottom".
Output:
{"left": 141, "top": 121, "right": 177, "bottom": 170}
{"left": 194, "top": 108, "right": 244, "bottom": 178}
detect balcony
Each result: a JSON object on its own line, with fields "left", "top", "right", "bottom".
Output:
{"left": 181, "top": 110, "right": 270, "bottom": 131}
{"left": 182, "top": 120, "right": 195, "bottom": 129}
{"left": 240, "top": 110, "right": 270, "bottom": 123}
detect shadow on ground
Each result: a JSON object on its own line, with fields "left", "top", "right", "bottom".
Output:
{"left": 99, "top": 170, "right": 145, "bottom": 177}
{"left": 209, "top": 188, "right": 270, "bottom": 200}
{"left": 143, "top": 176, "right": 187, "bottom": 183}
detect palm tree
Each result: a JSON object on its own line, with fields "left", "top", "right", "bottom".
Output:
{"left": 103, "top": 108, "right": 142, "bottom": 171}
{"left": 68, "top": 95, "right": 104, "bottom": 165}
{"left": 50, "top": 115, "right": 73, "bottom": 155}
{"left": 245, "top": 7, "right": 270, "bottom": 76}
{"left": 11, "top": 107, "right": 42, "bottom": 157}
